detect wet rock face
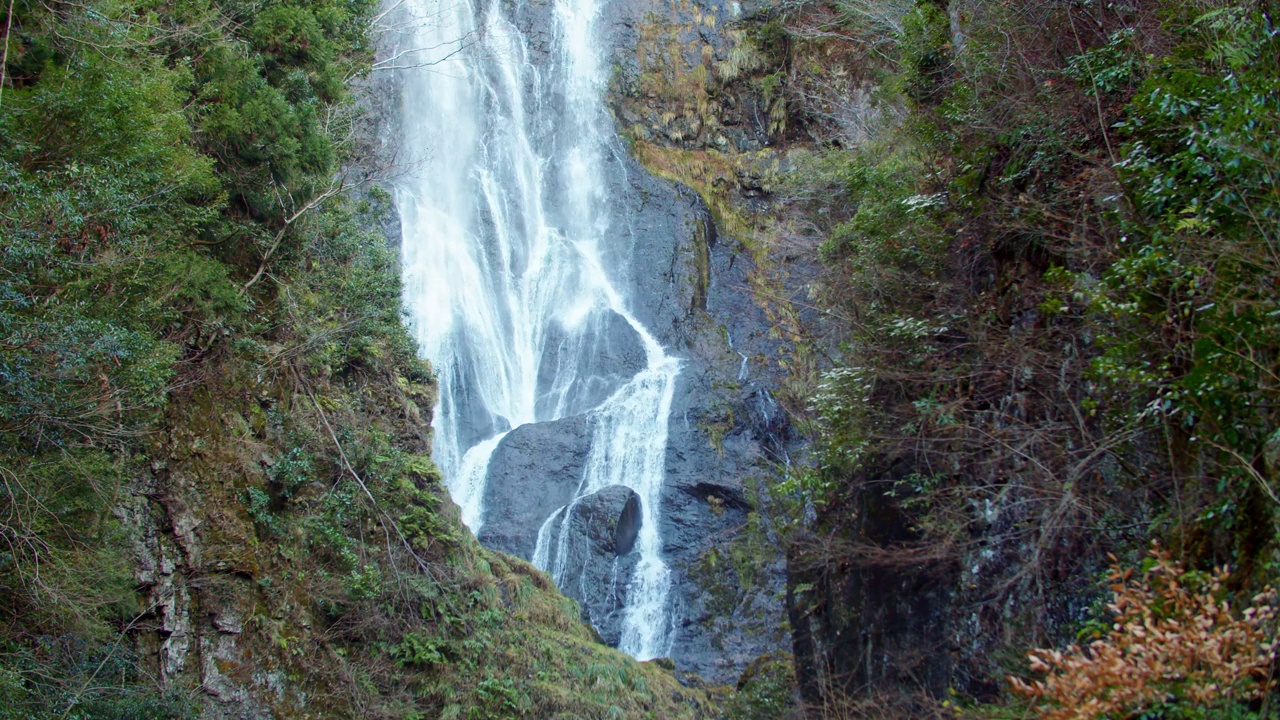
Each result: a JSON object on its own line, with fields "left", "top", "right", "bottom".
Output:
{"left": 534, "top": 309, "right": 649, "bottom": 420}
{"left": 449, "top": 0, "right": 795, "bottom": 683}
{"left": 468, "top": 138, "right": 792, "bottom": 679}
{"left": 539, "top": 485, "right": 644, "bottom": 645}
{"left": 654, "top": 235, "right": 795, "bottom": 681}
{"left": 477, "top": 414, "right": 592, "bottom": 561}
{"left": 604, "top": 124, "right": 795, "bottom": 680}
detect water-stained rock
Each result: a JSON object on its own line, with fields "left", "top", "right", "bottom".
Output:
{"left": 540, "top": 485, "right": 644, "bottom": 645}
{"left": 535, "top": 310, "right": 648, "bottom": 420}
{"left": 477, "top": 415, "right": 591, "bottom": 560}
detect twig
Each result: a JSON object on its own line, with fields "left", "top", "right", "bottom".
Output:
{"left": 288, "top": 363, "right": 458, "bottom": 608}
{"left": 1206, "top": 439, "right": 1280, "bottom": 507}
{"left": 0, "top": 0, "right": 16, "bottom": 109}
{"left": 372, "top": 0, "right": 409, "bottom": 26}
{"left": 372, "top": 30, "right": 476, "bottom": 69}
{"left": 370, "top": 36, "right": 475, "bottom": 72}
{"left": 239, "top": 181, "right": 345, "bottom": 295}
{"left": 1067, "top": 5, "right": 1117, "bottom": 165}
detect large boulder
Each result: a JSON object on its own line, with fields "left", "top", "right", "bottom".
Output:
{"left": 476, "top": 414, "right": 591, "bottom": 559}
{"left": 540, "top": 485, "right": 644, "bottom": 645}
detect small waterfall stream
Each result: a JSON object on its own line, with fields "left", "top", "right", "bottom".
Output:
{"left": 396, "top": 0, "right": 680, "bottom": 659}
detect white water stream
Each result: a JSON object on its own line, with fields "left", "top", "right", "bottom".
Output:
{"left": 396, "top": 0, "right": 679, "bottom": 659}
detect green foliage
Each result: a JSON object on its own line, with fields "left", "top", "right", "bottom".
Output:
{"left": 805, "top": 366, "right": 873, "bottom": 479}
{"left": 747, "top": 19, "right": 791, "bottom": 67}
{"left": 753, "top": 72, "right": 789, "bottom": 134}
{"left": 184, "top": 0, "right": 376, "bottom": 211}
{"left": 785, "top": 138, "right": 948, "bottom": 497}
{"left": 472, "top": 676, "right": 529, "bottom": 718}
{"left": 897, "top": 0, "right": 951, "bottom": 103}
{"left": 269, "top": 446, "right": 315, "bottom": 497}
{"left": 1137, "top": 702, "right": 1269, "bottom": 720}
{"left": 246, "top": 486, "right": 279, "bottom": 533}
{"left": 0, "top": 0, "right": 388, "bottom": 709}
{"left": 775, "top": 0, "right": 1280, "bottom": 712}
{"left": 287, "top": 194, "right": 420, "bottom": 377}
{"left": 0, "top": 642, "right": 200, "bottom": 720}
{"left": 720, "top": 654, "right": 798, "bottom": 720}
{"left": 1063, "top": 28, "right": 1146, "bottom": 96}
{"left": 695, "top": 509, "right": 774, "bottom": 609}
{"left": 815, "top": 142, "right": 945, "bottom": 294}
{"left": 0, "top": 47, "right": 221, "bottom": 447}
{"left": 0, "top": 451, "right": 137, "bottom": 632}
{"left": 1096, "top": 4, "right": 1280, "bottom": 504}
{"left": 390, "top": 631, "right": 448, "bottom": 669}
{"left": 393, "top": 473, "right": 456, "bottom": 555}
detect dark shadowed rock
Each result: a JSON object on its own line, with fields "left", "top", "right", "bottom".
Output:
{"left": 476, "top": 415, "right": 591, "bottom": 560}
{"left": 613, "top": 490, "right": 642, "bottom": 556}
{"left": 544, "top": 485, "right": 644, "bottom": 645}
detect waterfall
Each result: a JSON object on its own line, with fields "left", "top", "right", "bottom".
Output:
{"left": 396, "top": 0, "right": 680, "bottom": 660}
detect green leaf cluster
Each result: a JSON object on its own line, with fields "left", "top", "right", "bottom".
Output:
{"left": 1096, "top": 5, "right": 1280, "bottom": 516}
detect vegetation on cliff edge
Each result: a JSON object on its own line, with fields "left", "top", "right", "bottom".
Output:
{"left": 619, "top": 0, "right": 1279, "bottom": 717}
{"left": 0, "top": 0, "right": 719, "bottom": 717}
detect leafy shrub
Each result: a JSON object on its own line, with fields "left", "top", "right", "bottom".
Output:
{"left": 1010, "top": 548, "right": 1278, "bottom": 720}
{"left": 390, "top": 632, "right": 448, "bottom": 669}
{"left": 1095, "top": 4, "right": 1280, "bottom": 503}
{"left": 722, "top": 653, "right": 799, "bottom": 720}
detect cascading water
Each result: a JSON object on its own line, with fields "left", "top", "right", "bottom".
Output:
{"left": 396, "top": 0, "right": 680, "bottom": 659}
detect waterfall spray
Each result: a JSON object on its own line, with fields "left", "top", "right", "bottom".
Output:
{"left": 396, "top": 0, "right": 679, "bottom": 660}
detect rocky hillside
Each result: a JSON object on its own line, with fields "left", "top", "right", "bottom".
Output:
{"left": 0, "top": 0, "right": 736, "bottom": 716}
{"left": 609, "top": 0, "right": 1280, "bottom": 716}
{"left": 3, "top": 0, "right": 1277, "bottom": 717}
